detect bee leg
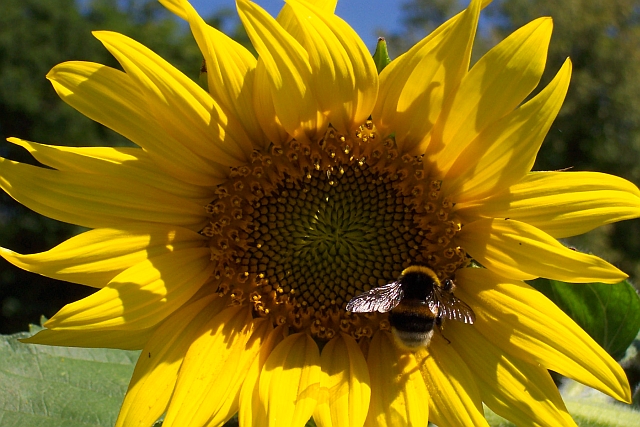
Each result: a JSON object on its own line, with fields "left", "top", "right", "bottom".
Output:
{"left": 438, "top": 328, "right": 452, "bottom": 344}
{"left": 435, "top": 318, "right": 451, "bottom": 344}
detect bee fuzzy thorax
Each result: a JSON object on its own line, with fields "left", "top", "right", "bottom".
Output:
{"left": 401, "top": 265, "right": 442, "bottom": 281}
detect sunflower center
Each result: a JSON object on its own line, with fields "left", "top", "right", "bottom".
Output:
{"left": 203, "top": 122, "right": 467, "bottom": 341}
{"left": 243, "top": 163, "right": 419, "bottom": 305}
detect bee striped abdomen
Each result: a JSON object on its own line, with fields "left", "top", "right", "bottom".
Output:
{"left": 388, "top": 302, "right": 437, "bottom": 350}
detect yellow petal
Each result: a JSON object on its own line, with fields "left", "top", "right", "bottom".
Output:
{"left": 307, "top": 0, "right": 337, "bottom": 13}
{"left": 447, "top": 320, "right": 578, "bottom": 427}
{"left": 238, "top": 326, "right": 287, "bottom": 427}
{"left": 22, "top": 324, "right": 153, "bottom": 350}
{"left": 434, "top": 17, "right": 553, "bottom": 175}
{"left": 204, "top": 319, "right": 274, "bottom": 427}
{"left": 456, "top": 218, "right": 627, "bottom": 283}
{"left": 44, "top": 248, "right": 213, "bottom": 331}
{"left": 158, "top": 0, "right": 187, "bottom": 20}
{"left": 279, "top": 0, "right": 337, "bottom": 14}
{"left": 237, "top": 0, "right": 325, "bottom": 142}
{"left": 284, "top": 0, "right": 378, "bottom": 135}
{"left": 8, "top": 137, "right": 214, "bottom": 202}
{"left": 0, "top": 224, "right": 206, "bottom": 288}
{"left": 116, "top": 295, "right": 226, "bottom": 427}
{"left": 373, "top": 0, "right": 481, "bottom": 154}
{"left": 47, "top": 61, "right": 227, "bottom": 185}
{"left": 179, "top": 0, "right": 268, "bottom": 150}
{"left": 365, "top": 331, "right": 429, "bottom": 427}
{"left": 94, "top": 31, "right": 253, "bottom": 166}
{"left": 163, "top": 307, "right": 270, "bottom": 427}
{"left": 456, "top": 267, "right": 632, "bottom": 403}
{"left": 259, "top": 332, "right": 321, "bottom": 426}
{"left": 443, "top": 58, "right": 571, "bottom": 201}
{"left": 251, "top": 63, "right": 290, "bottom": 144}
{"left": 415, "top": 337, "right": 487, "bottom": 427}
{"left": 455, "top": 171, "right": 640, "bottom": 238}
{"left": 314, "top": 333, "right": 371, "bottom": 427}
{"left": 0, "top": 157, "right": 207, "bottom": 231}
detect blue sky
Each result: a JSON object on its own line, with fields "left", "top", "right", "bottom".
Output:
{"left": 188, "top": 0, "right": 404, "bottom": 52}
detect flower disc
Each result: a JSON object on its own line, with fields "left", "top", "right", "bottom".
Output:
{"left": 204, "top": 123, "right": 467, "bottom": 340}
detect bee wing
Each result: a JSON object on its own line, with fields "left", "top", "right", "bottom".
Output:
{"left": 345, "top": 282, "right": 404, "bottom": 313}
{"left": 430, "top": 288, "right": 476, "bottom": 324}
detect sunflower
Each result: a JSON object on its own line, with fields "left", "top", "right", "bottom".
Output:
{"left": 1, "top": 0, "right": 639, "bottom": 425}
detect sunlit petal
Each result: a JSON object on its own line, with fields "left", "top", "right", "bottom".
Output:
{"left": 158, "top": 0, "right": 188, "bottom": 20}
{"left": 257, "top": 333, "right": 321, "bottom": 426}
{"left": 94, "top": 31, "right": 254, "bottom": 165}
{"left": 433, "top": 17, "right": 553, "bottom": 175}
{"left": 456, "top": 268, "right": 632, "bottom": 403}
{"left": 314, "top": 333, "right": 370, "bottom": 427}
{"left": 47, "top": 61, "right": 228, "bottom": 184}
{"left": 0, "top": 157, "right": 207, "bottom": 230}
{"left": 163, "top": 307, "right": 270, "bottom": 426}
{"left": 0, "top": 224, "right": 206, "bottom": 288}
{"left": 43, "top": 248, "right": 213, "bottom": 331}
{"left": 115, "top": 295, "right": 225, "bottom": 427}
{"left": 179, "top": 0, "right": 268, "bottom": 150}
{"left": 238, "top": 326, "right": 287, "bottom": 427}
{"left": 373, "top": 0, "right": 482, "bottom": 155}
{"left": 365, "top": 331, "right": 429, "bottom": 427}
{"left": 8, "top": 137, "right": 214, "bottom": 202}
{"left": 455, "top": 171, "right": 640, "bottom": 238}
{"left": 443, "top": 59, "right": 571, "bottom": 200}
{"left": 457, "top": 218, "right": 627, "bottom": 283}
{"left": 447, "top": 320, "right": 578, "bottom": 427}
{"left": 283, "top": 0, "right": 378, "bottom": 135}
{"left": 415, "top": 337, "right": 487, "bottom": 427}
{"left": 23, "top": 324, "right": 153, "bottom": 350}
{"left": 238, "top": 0, "right": 324, "bottom": 142}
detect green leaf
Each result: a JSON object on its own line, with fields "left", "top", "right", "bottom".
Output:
{"left": 372, "top": 37, "right": 391, "bottom": 73}
{"left": 0, "top": 326, "right": 140, "bottom": 427}
{"left": 530, "top": 278, "right": 640, "bottom": 360}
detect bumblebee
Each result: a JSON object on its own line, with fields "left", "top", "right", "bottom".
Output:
{"left": 346, "top": 265, "right": 475, "bottom": 350}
